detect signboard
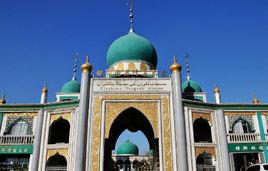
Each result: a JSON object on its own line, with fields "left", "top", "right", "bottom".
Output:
{"left": 93, "top": 79, "right": 171, "bottom": 92}
{"left": 228, "top": 143, "right": 267, "bottom": 152}
{"left": 0, "top": 145, "right": 33, "bottom": 154}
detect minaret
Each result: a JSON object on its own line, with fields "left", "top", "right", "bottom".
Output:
{"left": 0, "top": 94, "right": 6, "bottom": 105}
{"left": 214, "top": 85, "right": 221, "bottom": 104}
{"left": 252, "top": 95, "right": 260, "bottom": 104}
{"left": 40, "top": 84, "right": 48, "bottom": 104}
{"left": 74, "top": 56, "right": 92, "bottom": 171}
{"left": 30, "top": 85, "right": 48, "bottom": 171}
{"left": 170, "top": 56, "right": 188, "bottom": 171}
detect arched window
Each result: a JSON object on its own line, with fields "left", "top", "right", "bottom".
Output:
{"left": 48, "top": 118, "right": 70, "bottom": 144}
{"left": 193, "top": 118, "right": 212, "bottom": 143}
{"left": 10, "top": 121, "right": 30, "bottom": 135}
{"left": 46, "top": 153, "right": 67, "bottom": 171}
{"left": 196, "top": 152, "right": 215, "bottom": 171}
{"left": 233, "top": 119, "right": 252, "bottom": 133}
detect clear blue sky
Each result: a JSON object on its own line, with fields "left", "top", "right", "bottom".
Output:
{"left": 1, "top": 0, "right": 268, "bottom": 104}
{"left": 1, "top": 0, "right": 268, "bottom": 153}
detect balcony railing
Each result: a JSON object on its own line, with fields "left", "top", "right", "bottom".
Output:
{"left": 46, "top": 166, "right": 67, "bottom": 171}
{"left": 0, "top": 135, "right": 34, "bottom": 145}
{"left": 227, "top": 133, "right": 260, "bottom": 143}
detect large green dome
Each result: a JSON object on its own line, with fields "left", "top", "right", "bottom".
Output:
{"left": 61, "top": 79, "right": 80, "bottom": 93}
{"left": 116, "top": 140, "right": 139, "bottom": 155}
{"left": 107, "top": 31, "right": 157, "bottom": 68}
{"left": 182, "top": 79, "right": 202, "bottom": 93}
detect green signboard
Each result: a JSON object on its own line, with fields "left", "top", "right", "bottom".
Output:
{"left": 228, "top": 143, "right": 268, "bottom": 152}
{"left": 0, "top": 145, "right": 33, "bottom": 154}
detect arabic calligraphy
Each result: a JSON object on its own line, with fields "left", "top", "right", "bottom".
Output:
{"left": 94, "top": 79, "right": 170, "bottom": 92}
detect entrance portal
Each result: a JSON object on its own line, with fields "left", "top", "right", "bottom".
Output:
{"left": 104, "top": 107, "right": 159, "bottom": 170}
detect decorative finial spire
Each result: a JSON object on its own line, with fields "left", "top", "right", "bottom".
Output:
{"left": 0, "top": 94, "right": 6, "bottom": 105}
{"left": 173, "top": 56, "right": 177, "bottom": 63}
{"left": 81, "top": 55, "right": 93, "bottom": 73}
{"left": 170, "top": 56, "right": 182, "bottom": 72}
{"left": 252, "top": 95, "right": 260, "bottom": 104}
{"left": 214, "top": 84, "right": 220, "bottom": 94}
{"left": 185, "top": 53, "right": 190, "bottom": 80}
{"left": 42, "top": 83, "right": 48, "bottom": 94}
{"left": 72, "top": 52, "right": 79, "bottom": 80}
{"left": 129, "top": 0, "right": 134, "bottom": 32}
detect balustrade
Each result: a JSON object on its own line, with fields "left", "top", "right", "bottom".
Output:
{"left": 227, "top": 133, "right": 260, "bottom": 143}
{"left": 0, "top": 135, "right": 34, "bottom": 145}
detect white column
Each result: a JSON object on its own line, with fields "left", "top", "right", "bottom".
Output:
{"left": 216, "top": 109, "right": 231, "bottom": 170}
{"left": 170, "top": 57, "right": 188, "bottom": 171}
{"left": 73, "top": 57, "right": 92, "bottom": 171}
{"left": 29, "top": 85, "right": 48, "bottom": 171}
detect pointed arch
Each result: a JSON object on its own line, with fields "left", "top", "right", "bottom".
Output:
{"left": 46, "top": 153, "right": 67, "bottom": 171}
{"left": 108, "top": 107, "right": 155, "bottom": 149}
{"left": 193, "top": 118, "right": 212, "bottom": 143}
{"left": 48, "top": 117, "right": 70, "bottom": 144}
{"left": 196, "top": 152, "right": 215, "bottom": 171}
{"left": 104, "top": 107, "right": 158, "bottom": 170}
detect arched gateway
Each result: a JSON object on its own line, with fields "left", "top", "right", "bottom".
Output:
{"left": 104, "top": 107, "right": 159, "bottom": 170}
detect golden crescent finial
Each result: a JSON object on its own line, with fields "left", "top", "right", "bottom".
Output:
{"left": 81, "top": 56, "right": 92, "bottom": 73}
{"left": 0, "top": 94, "right": 6, "bottom": 105}
{"left": 214, "top": 85, "right": 220, "bottom": 93}
{"left": 170, "top": 56, "right": 181, "bottom": 72}
{"left": 42, "top": 84, "right": 48, "bottom": 94}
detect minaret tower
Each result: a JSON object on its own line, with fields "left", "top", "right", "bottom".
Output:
{"left": 170, "top": 56, "right": 188, "bottom": 171}
{"left": 214, "top": 85, "right": 221, "bottom": 104}
{"left": 30, "top": 85, "right": 48, "bottom": 171}
{"left": 40, "top": 84, "right": 48, "bottom": 104}
{"left": 74, "top": 56, "right": 92, "bottom": 171}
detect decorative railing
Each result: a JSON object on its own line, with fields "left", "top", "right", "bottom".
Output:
{"left": 227, "top": 133, "right": 260, "bottom": 143}
{"left": 197, "top": 165, "right": 216, "bottom": 171}
{"left": 0, "top": 135, "right": 34, "bottom": 145}
{"left": 46, "top": 166, "right": 67, "bottom": 171}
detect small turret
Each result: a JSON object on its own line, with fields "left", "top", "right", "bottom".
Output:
{"left": 40, "top": 84, "right": 48, "bottom": 104}
{"left": 252, "top": 95, "right": 260, "bottom": 104}
{"left": 214, "top": 85, "right": 221, "bottom": 104}
{"left": 0, "top": 94, "right": 6, "bottom": 105}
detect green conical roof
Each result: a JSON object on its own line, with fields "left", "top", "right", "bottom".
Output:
{"left": 182, "top": 79, "right": 202, "bottom": 93}
{"left": 116, "top": 140, "right": 139, "bottom": 155}
{"left": 61, "top": 79, "right": 80, "bottom": 93}
{"left": 107, "top": 31, "right": 157, "bottom": 69}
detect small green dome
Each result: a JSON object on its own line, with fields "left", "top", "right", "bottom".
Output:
{"left": 182, "top": 79, "right": 202, "bottom": 93}
{"left": 107, "top": 31, "right": 157, "bottom": 68}
{"left": 61, "top": 79, "right": 80, "bottom": 93}
{"left": 116, "top": 140, "right": 139, "bottom": 155}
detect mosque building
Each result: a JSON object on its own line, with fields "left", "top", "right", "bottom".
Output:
{"left": 0, "top": 2, "right": 267, "bottom": 171}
